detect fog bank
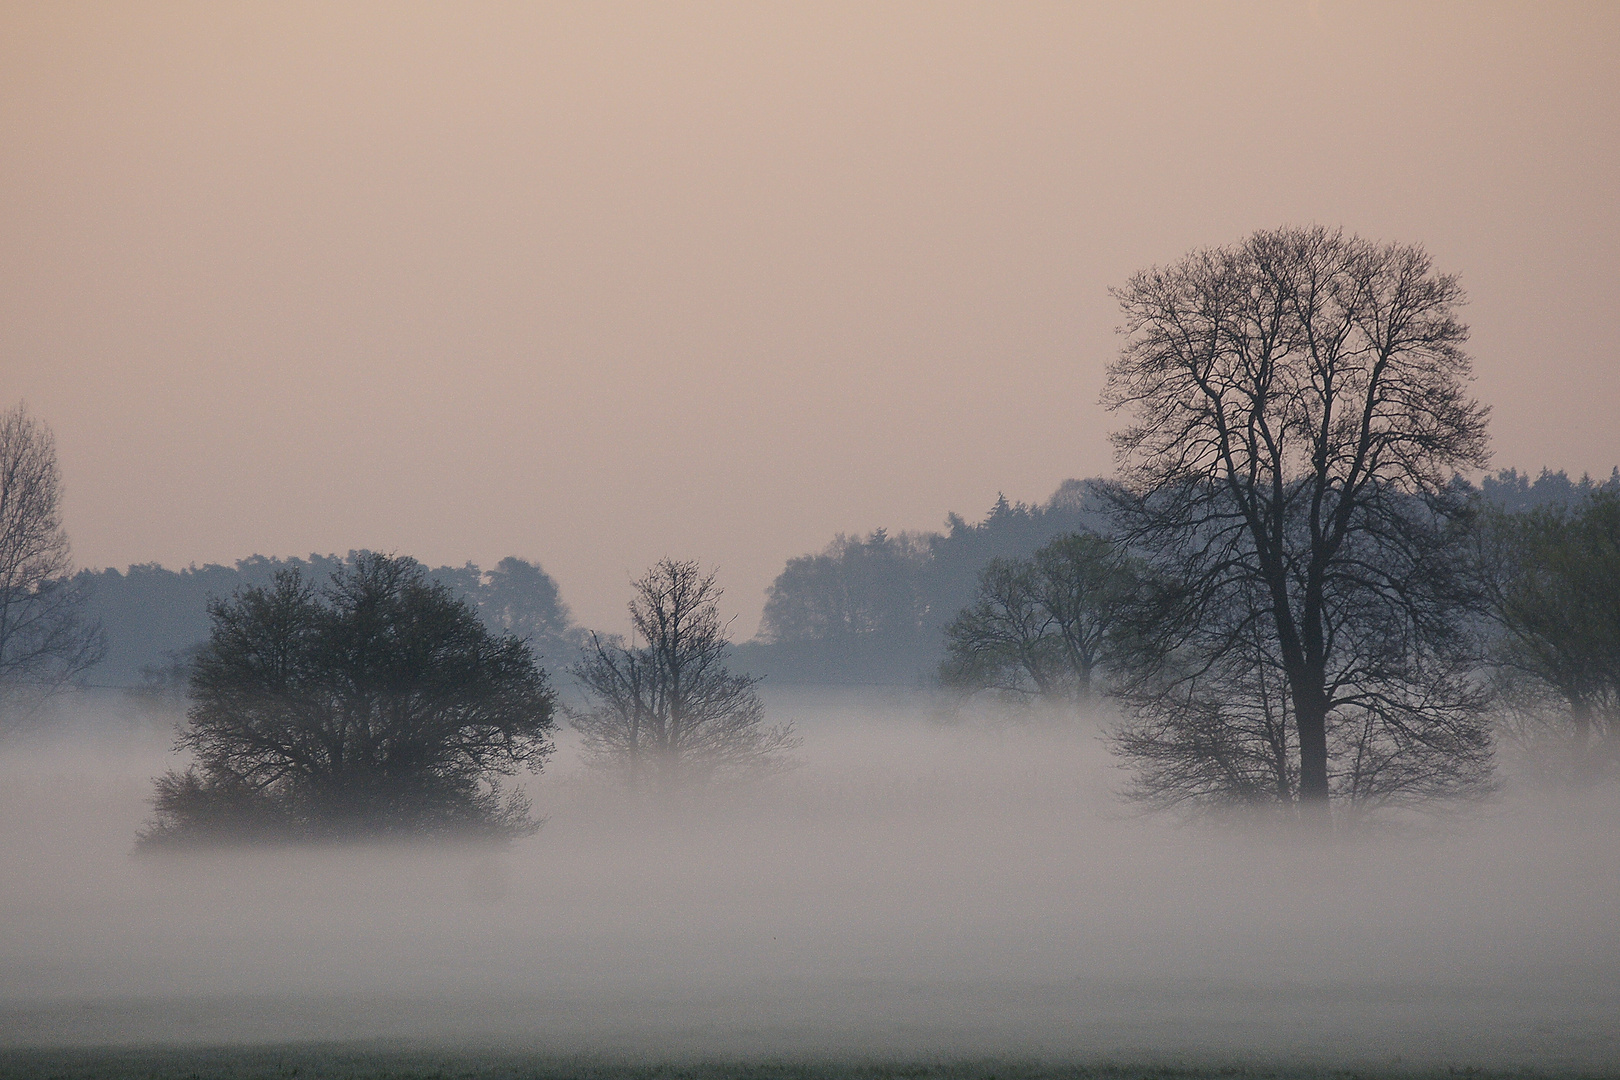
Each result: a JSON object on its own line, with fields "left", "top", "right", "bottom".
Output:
{"left": 2, "top": 689, "right": 1616, "bottom": 1065}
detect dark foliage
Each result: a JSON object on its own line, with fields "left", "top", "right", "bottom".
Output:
{"left": 139, "top": 553, "right": 556, "bottom": 845}
{"left": 759, "top": 529, "right": 931, "bottom": 644}
{"left": 745, "top": 483, "right": 1110, "bottom": 685}
{"left": 927, "top": 486, "right": 1112, "bottom": 636}
{"left": 475, "top": 555, "right": 582, "bottom": 664}
{"left": 76, "top": 553, "right": 577, "bottom": 687}
{"left": 1479, "top": 466, "right": 1620, "bottom": 513}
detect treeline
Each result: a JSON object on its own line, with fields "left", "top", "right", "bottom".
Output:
{"left": 69, "top": 481, "right": 1109, "bottom": 692}
{"left": 74, "top": 554, "right": 582, "bottom": 689}
{"left": 736, "top": 480, "right": 1108, "bottom": 684}
{"left": 116, "top": 461, "right": 1618, "bottom": 843}
{"left": 1479, "top": 467, "right": 1620, "bottom": 512}
{"left": 740, "top": 467, "right": 1620, "bottom": 690}
{"left": 63, "top": 465, "right": 1620, "bottom": 697}
{"left": 141, "top": 554, "right": 792, "bottom": 844}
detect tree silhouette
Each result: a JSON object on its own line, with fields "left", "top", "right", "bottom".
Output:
{"left": 1102, "top": 226, "right": 1493, "bottom": 822}
{"left": 941, "top": 532, "right": 1132, "bottom": 707}
{"left": 0, "top": 402, "right": 104, "bottom": 726}
{"left": 573, "top": 559, "right": 798, "bottom": 793}
{"left": 140, "top": 553, "right": 556, "bottom": 845}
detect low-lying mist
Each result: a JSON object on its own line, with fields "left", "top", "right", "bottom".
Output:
{"left": 2, "top": 687, "right": 1616, "bottom": 1066}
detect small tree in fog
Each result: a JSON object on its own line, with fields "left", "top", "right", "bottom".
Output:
{"left": 139, "top": 553, "right": 556, "bottom": 846}
{"left": 0, "top": 403, "right": 104, "bottom": 725}
{"left": 941, "top": 531, "right": 1132, "bottom": 707}
{"left": 1481, "top": 490, "right": 1620, "bottom": 785}
{"left": 571, "top": 559, "right": 798, "bottom": 792}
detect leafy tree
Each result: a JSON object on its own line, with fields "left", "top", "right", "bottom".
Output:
{"left": 1482, "top": 490, "right": 1620, "bottom": 784}
{"left": 573, "top": 559, "right": 798, "bottom": 792}
{"left": 758, "top": 529, "right": 931, "bottom": 644}
{"left": 1101, "top": 226, "right": 1494, "bottom": 822}
{"left": 925, "top": 488, "right": 1111, "bottom": 640}
{"left": 139, "top": 553, "right": 556, "bottom": 845}
{"left": 941, "top": 532, "right": 1132, "bottom": 706}
{"left": 0, "top": 403, "right": 104, "bottom": 725}
{"left": 477, "top": 557, "right": 572, "bottom": 641}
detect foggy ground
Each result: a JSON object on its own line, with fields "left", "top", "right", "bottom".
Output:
{"left": 1, "top": 688, "right": 1616, "bottom": 1068}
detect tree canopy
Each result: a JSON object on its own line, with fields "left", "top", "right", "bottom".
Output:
{"left": 140, "top": 553, "right": 556, "bottom": 845}
{"left": 742, "top": 484, "right": 1110, "bottom": 686}
{"left": 1483, "top": 490, "right": 1620, "bottom": 785}
{"left": 759, "top": 529, "right": 932, "bottom": 645}
{"left": 76, "top": 553, "right": 577, "bottom": 687}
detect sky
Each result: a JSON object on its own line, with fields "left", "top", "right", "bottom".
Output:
{"left": 3, "top": 1, "right": 1617, "bottom": 633}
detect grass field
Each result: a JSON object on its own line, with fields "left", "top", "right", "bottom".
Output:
{"left": 4, "top": 1049, "right": 1616, "bottom": 1080}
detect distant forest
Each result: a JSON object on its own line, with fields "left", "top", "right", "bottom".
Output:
{"left": 70, "top": 467, "right": 1619, "bottom": 693}
{"left": 731, "top": 478, "right": 1109, "bottom": 685}
{"left": 77, "top": 554, "right": 582, "bottom": 690}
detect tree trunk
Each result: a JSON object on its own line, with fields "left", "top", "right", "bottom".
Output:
{"left": 1569, "top": 698, "right": 1595, "bottom": 785}
{"left": 1293, "top": 682, "right": 1332, "bottom": 821}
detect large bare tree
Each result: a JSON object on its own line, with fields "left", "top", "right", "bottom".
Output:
{"left": 1102, "top": 227, "right": 1493, "bottom": 821}
{"left": 572, "top": 559, "right": 798, "bottom": 792}
{"left": 0, "top": 403, "right": 103, "bottom": 722}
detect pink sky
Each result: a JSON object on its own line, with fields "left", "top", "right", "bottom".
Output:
{"left": 4, "top": 2, "right": 1617, "bottom": 632}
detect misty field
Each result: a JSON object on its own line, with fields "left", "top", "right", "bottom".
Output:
{"left": 2, "top": 689, "right": 1618, "bottom": 1076}
{"left": 7, "top": 0, "right": 1620, "bottom": 1074}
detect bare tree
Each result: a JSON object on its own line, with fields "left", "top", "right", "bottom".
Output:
{"left": 572, "top": 559, "right": 798, "bottom": 792}
{"left": 0, "top": 403, "right": 104, "bottom": 723}
{"left": 941, "top": 531, "right": 1131, "bottom": 707}
{"left": 1102, "top": 226, "right": 1494, "bottom": 822}
{"left": 1112, "top": 567, "right": 1493, "bottom": 820}
{"left": 942, "top": 557, "right": 1053, "bottom": 702}
{"left": 1112, "top": 593, "right": 1301, "bottom": 812}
